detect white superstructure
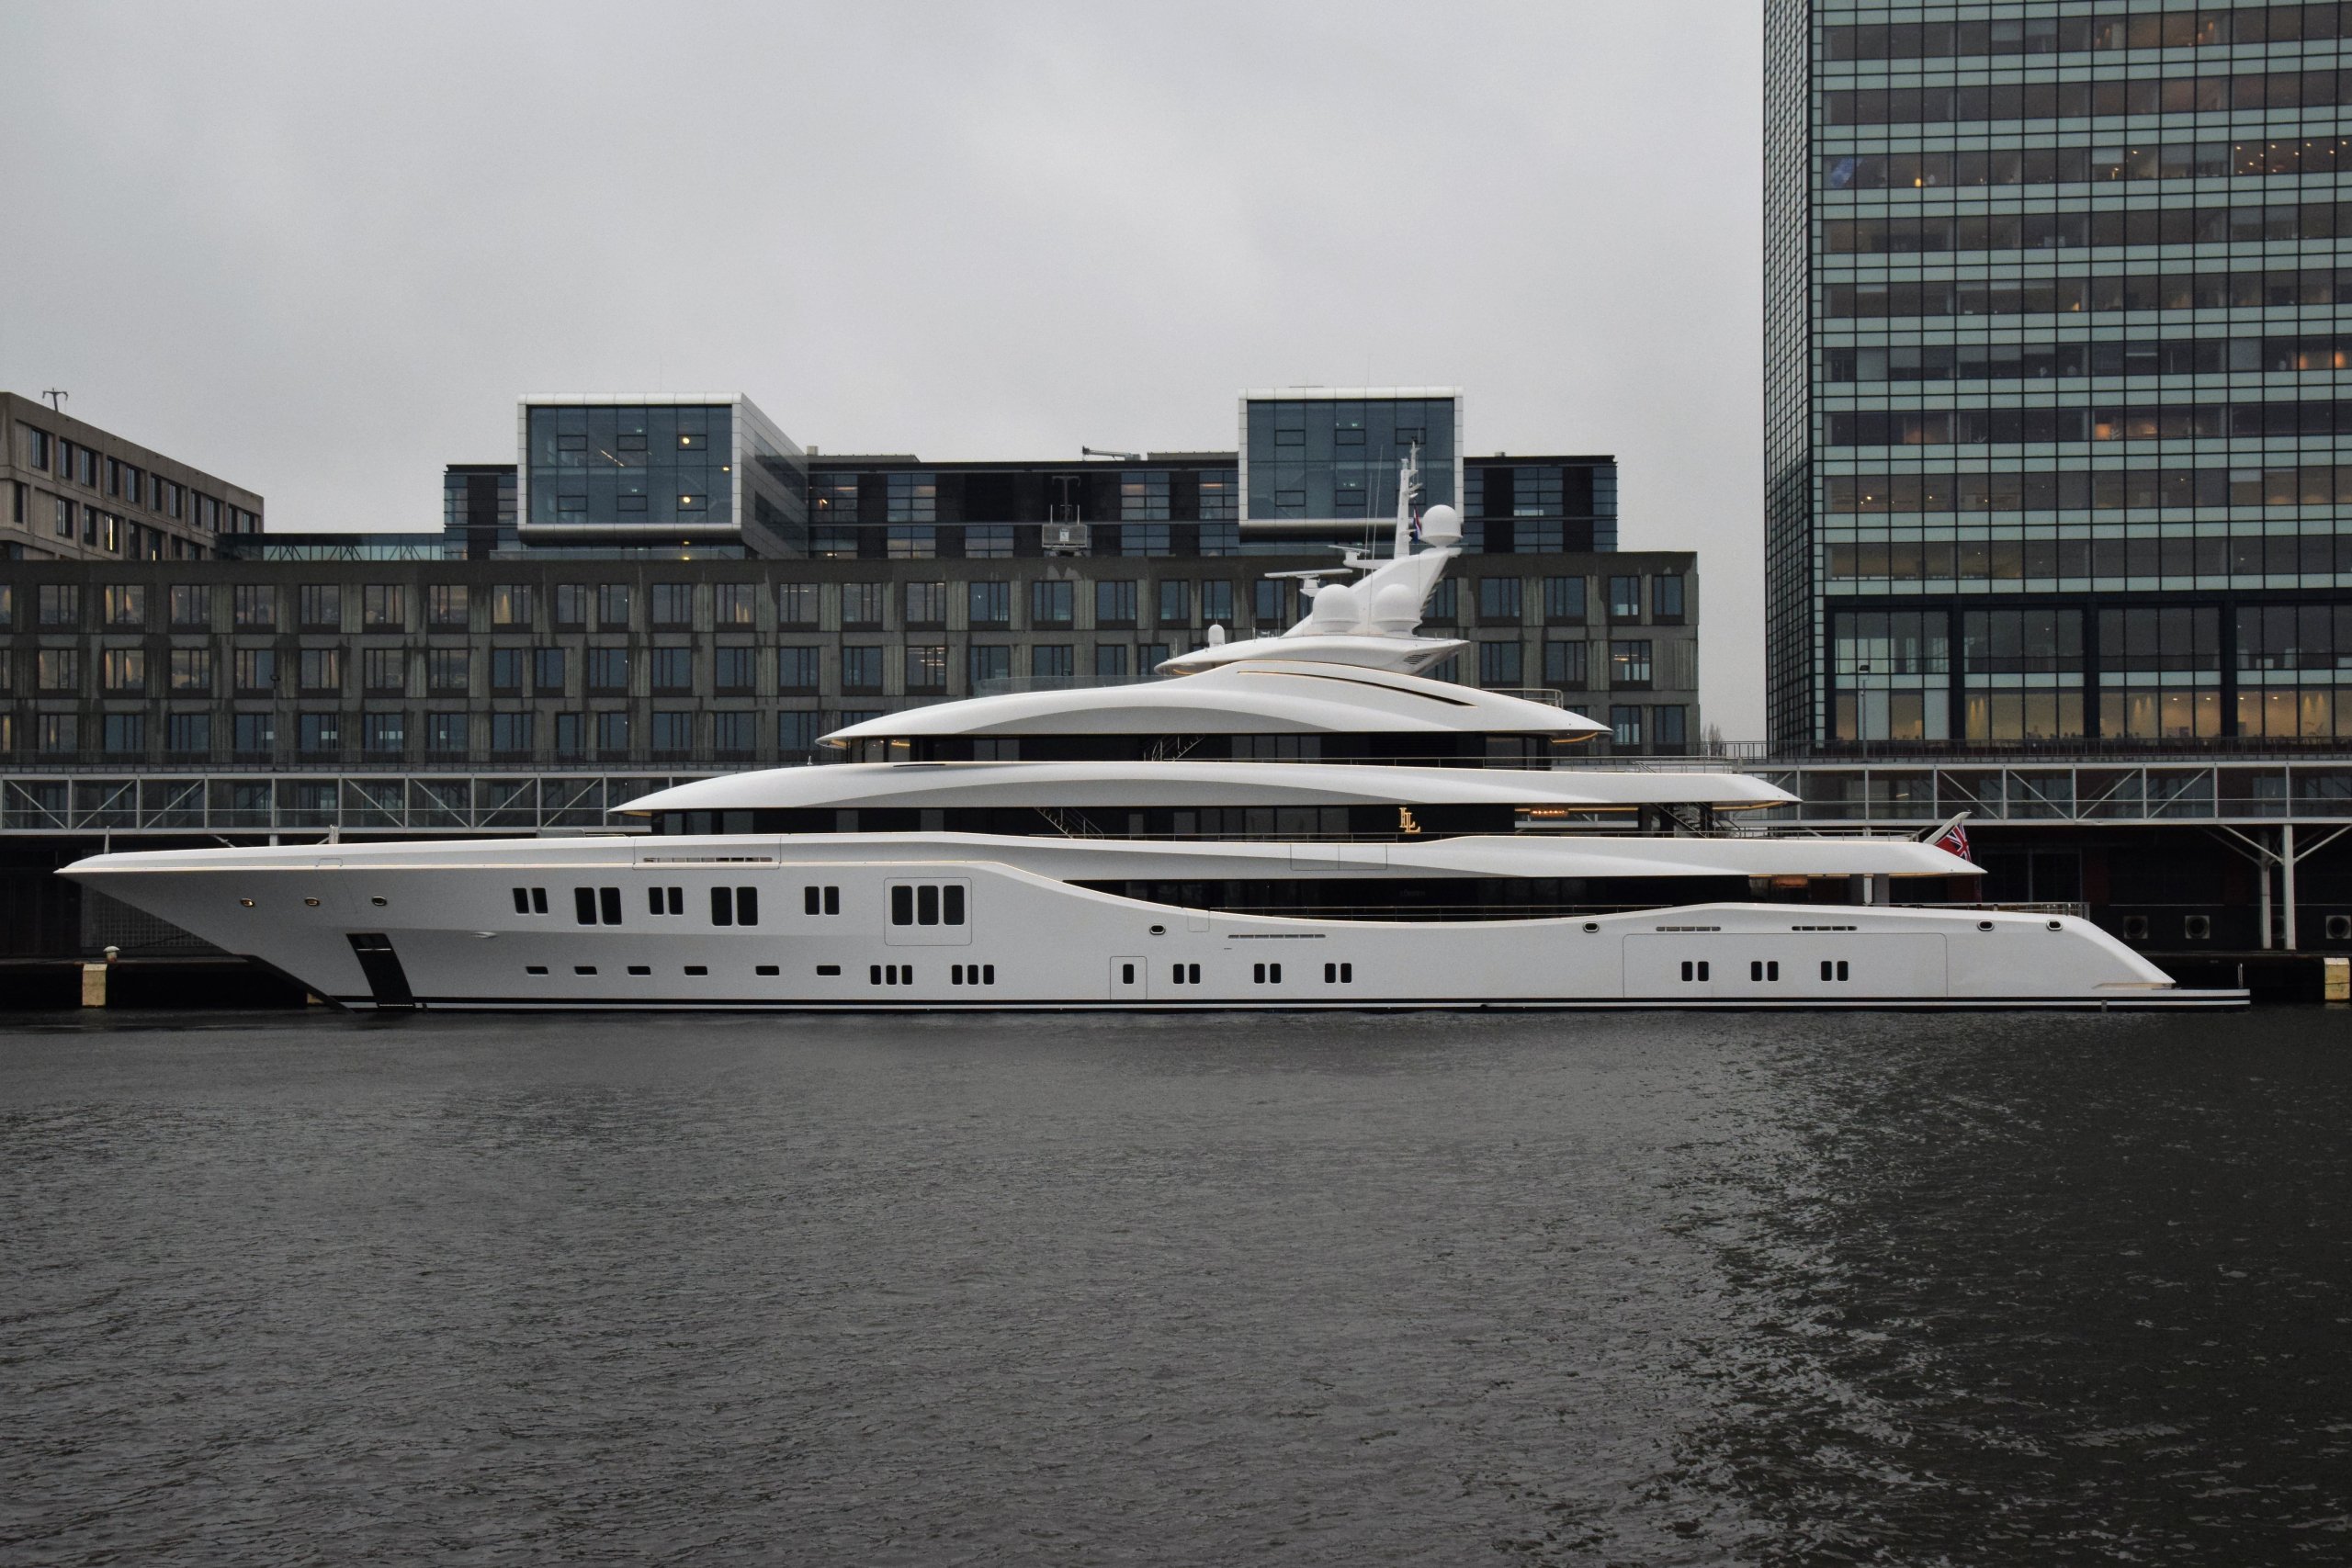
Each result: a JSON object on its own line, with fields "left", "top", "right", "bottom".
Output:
{"left": 62, "top": 459, "right": 2242, "bottom": 1011}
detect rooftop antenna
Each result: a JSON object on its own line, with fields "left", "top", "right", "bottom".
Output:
{"left": 40, "top": 389, "right": 68, "bottom": 413}
{"left": 1080, "top": 446, "right": 1143, "bottom": 462}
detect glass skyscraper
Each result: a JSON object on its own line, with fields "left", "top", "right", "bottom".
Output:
{"left": 1767, "top": 0, "right": 2350, "bottom": 752}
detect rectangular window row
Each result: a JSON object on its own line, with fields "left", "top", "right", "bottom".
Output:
{"left": 1825, "top": 137, "right": 2352, "bottom": 192}
{"left": 804, "top": 884, "right": 842, "bottom": 915}
{"left": 887, "top": 882, "right": 967, "bottom": 926}
{"left": 1825, "top": 201, "right": 2352, "bottom": 255}
{"left": 950, "top": 964, "right": 997, "bottom": 986}
{"left": 1824, "top": 267, "right": 2350, "bottom": 321}
{"left": 871, "top": 964, "right": 914, "bottom": 986}
{"left": 1826, "top": 467, "right": 2352, "bottom": 514}
{"left": 1823, "top": 67, "right": 2346, "bottom": 128}
{"left": 1825, "top": 401, "right": 2352, "bottom": 447}
{"left": 1824, "top": 337, "right": 2346, "bottom": 384}
{"left": 1823, "top": 534, "right": 2352, "bottom": 582}
{"left": 1826, "top": 6, "right": 2346, "bottom": 61}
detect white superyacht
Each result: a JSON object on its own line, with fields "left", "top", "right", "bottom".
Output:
{"left": 64, "top": 473, "right": 2241, "bottom": 1011}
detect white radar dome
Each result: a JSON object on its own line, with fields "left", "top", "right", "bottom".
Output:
{"left": 1419, "top": 504, "right": 1462, "bottom": 544}
{"left": 1369, "top": 583, "right": 1422, "bottom": 636}
{"left": 1306, "top": 581, "right": 1363, "bottom": 631}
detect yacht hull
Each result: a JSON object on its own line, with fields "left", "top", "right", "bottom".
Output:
{"left": 64, "top": 841, "right": 2245, "bottom": 1011}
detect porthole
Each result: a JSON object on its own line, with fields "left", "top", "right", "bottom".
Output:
{"left": 370, "top": 897, "right": 389, "bottom": 908}
{"left": 2046, "top": 919, "right": 2062, "bottom": 931}
{"left": 304, "top": 897, "right": 321, "bottom": 908}
{"left": 1582, "top": 922, "right": 1599, "bottom": 933}
{"left": 1976, "top": 920, "right": 1995, "bottom": 931}
{"left": 1149, "top": 924, "right": 1166, "bottom": 935}
{"left": 238, "top": 898, "right": 255, "bottom": 908}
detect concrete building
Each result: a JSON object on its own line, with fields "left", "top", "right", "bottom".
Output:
{"left": 3, "top": 391, "right": 264, "bottom": 562}
{"left": 1766, "top": 0, "right": 2352, "bottom": 752}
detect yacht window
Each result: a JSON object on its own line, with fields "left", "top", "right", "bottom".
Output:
{"left": 944, "top": 885, "right": 966, "bottom": 924}
{"left": 891, "top": 886, "right": 912, "bottom": 924}
{"left": 712, "top": 887, "right": 733, "bottom": 927}
{"left": 649, "top": 886, "right": 684, "bottom": 915}
{"left": 1323, "top": 963, "right": 1354, "bottom": 983}
{"left": 1680, "top": 960, "right": 1712, "bottom": 981}
{"left": 513, "top": 887, "right": 530, "bottom": 914}
{"left": 1250, "top": 963, "right": 1283, "bottom": 984}
{"left": 526, "top": 965, "right": 548, "bottom": 975}
{"left": 1170, "top": 963, "right": 1202, "bottom": 985}
{"left": 804, "top": 884, "right": 842, "bottom": 916}
{"left": 575, "top": 887, "right": 596, "bottom": 924}
{"left": 888, "top": 881, "right": 966, "bottom": 926}
{"left": 628, "top": 965, "right": 650, "bottom": 976}
{"left": 684, "top": 965, "right": 707, "bottom": 976}
{"left": 736, "top": 887, "right": 758, "bottom": 925}
{"left": 917, "top": 886, "right": 939, "bottom": 925}
{"left": 1821, "top": 960, "right": 1852, "bottom": 982}
{"left": 533, "top": 887, "right": 548, "bottom": 914}
{"left": 574, "top": 964, "right": 597, "bottom": 975}
{"left": 598, "top": 887, "right": 622, "bottom": 926}
{"left": 1750, "top": 961, "right": 1780, "bottom": 981}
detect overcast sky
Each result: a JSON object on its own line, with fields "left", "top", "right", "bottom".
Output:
{"left": 1, "top": 1, "right": 1766, "bottom": 732}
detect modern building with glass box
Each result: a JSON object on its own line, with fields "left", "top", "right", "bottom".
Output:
{"left": 1767, "top": 0, "right": 2351, "bottom": 752}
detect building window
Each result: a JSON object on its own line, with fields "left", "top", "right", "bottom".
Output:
{"left": 1610, "top": 641, "right": 1653, "bottom": 688}
{"left": 298, "top": 713, "right": 341, "bottom": 754}
{"left": 1544, "top": 640, "right": 1588, "bottom": 688}
{"left": 779, "top": 711, "right": 823, "bottom": 753}
{"left": 169, "top": 648, "right": 212, "bottom": 694}
{"left": 425, "top": 713, "right": 468, "bottom": 755}
{"left": 650, "top": 711, "right": 694, "bottom": 756}
{"left": 714, "top": 582, "right": 757, "bottom": 626}
{"left": 969, "top": 645, "right": 1012, "bottom": 688}
{"left": 101, "top": 649, "right": 146, "bottom": 693}
{"left": 906, "top": 645, "right": 947, "bottom": 693}
{"left": 778, "top": 582, "right": 820, "bottom": 626}
{"left": 1653, "top": 705, "right": 1688, "bottom": 750}
{"left": 102, "top": 714, "right": 145, "bottom": 755}
{"left": 552, "top": 584, "right": 588, "bottom": 627}
{"left": 488, "top": 649, "right": 524, "bottom": 693}
{"left": 1253, "top": 580, "right": 1286, "bottom": 626}
{"left": 169, "top": 585, "right": 210, "bottom": 627}
{"left": 38, "top": 714, "right": 76, "bottom": 754}
{"left": 1157, "top": 581, "right": 1189, "bottom": 626}
{"left": 1032, "top": 645, "right": 1074, "bottom": 682}
{"left": 1610, "top": 706, "right": 1644, "bottom": 750}
{"left": 1477, "top": 641, "right": 1522, "bottom": 687}
{"left": 232, "top": 585, "right": 275, "bottom": 628}
{"left": 903, "top": 581, "right": 946, "bottom": 627}
{"left": 38, "top": 584, "right": 80, "bottom": 626}
{"left": 37, "top": 649, "right": 80, "bottom": 692}
{"left": 1095, "top": 644, "right": 1129, "bottom": 684}
{"left": 427, "top": 583, "right": 469, "bottom": 626}
{"left": 778, "top": 647, "right": 819, "bottom": 693}
{"left": 104, "top": 584, "right": 145, "bottom": 626}
{"left": 165, "top": 713, "right": 210, "bottom": 755}
{"left": 553, "top": 712, "right": 584, "bottom": 759}
{"left": 650, "top": 582, "right": 694, "bottom": 627}
{"left": 423, "top": 649, "right": 465, "bottom": 694}
{"left": 710, "top": 711, "right": 755, "bottom": 757}
{"left": 587, "top": 648, "right": 628, "bottom": 693}
{"left": 1478, "top": 579, "right": 1522, "bottom": 623}
{"left": 492, "top": 582, "right": 538, "bottom": 625}
{"left": 842, "top": 582, "right": 886, "bottom": 628}
{"left": 842, "top": 647, "right": 884, "bottom": 693}
{"left": 714, "top": 646, "right": 755, "bottom": 694}
{"left": 968, "top": 581, "right": 1012, "bottom": 628}
{"left": 1031, "top": 581, "right": 1074, "bottom": 627}
{"left": 1608, "top": 576, "right": 1642, "bottom": 621}
{"left": 491, "top": 712, "right": 536, "bottom": 754}
{"left": 298, "top": 584, "right": 341, "bottom": 629}
{"left": 362, "top": 712, "right": 405, "bottom": 754}
{"left": 234, "top": 648, "right": 277, "bottom": 692}
{"left": 361, "top": 584, "right": 405, "bottom": 628}
{"left": 1652, "top": 575, "right": 1685, "bottom": 622}
{"left": 1200, "top": 581, "right": 1233, "bottom": 626}
{"left": 232, "top": 713, "right": 274, "bottom": 754}
{"left": 1096, "top": 580, "right": 1137, "bottom": 627}
{"left": 534, "top": 648, "right": 566, "bottom": 693}
{"left": 596, "top": 583, "right": 631, "bottom": 627}
{"left": 298, "top": 649, "right": 343, "bottom": 693}
{"left": 650, "top": 648, "right": 694, "bottom": 693}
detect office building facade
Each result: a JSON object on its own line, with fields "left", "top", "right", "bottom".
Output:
{"left": 1767, "top": 0, "right": 2351, "bottom": 751}
{"left": 2, "top": 392, "right": 264, "bottom": 563}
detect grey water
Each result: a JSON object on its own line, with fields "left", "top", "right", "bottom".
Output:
{"left": 2, "top": 1008, "right": 2346, "bottom": 1567}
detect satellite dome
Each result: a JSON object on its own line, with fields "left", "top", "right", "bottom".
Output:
{"left": 1306, "top": 581, "right": 1363, "bottom": 632}
{"left": 1369, "top": 582, "right": 1422, "bottom": 637}
{"left": 1419, "top": 504, "right": 1462, "bottom": 544}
